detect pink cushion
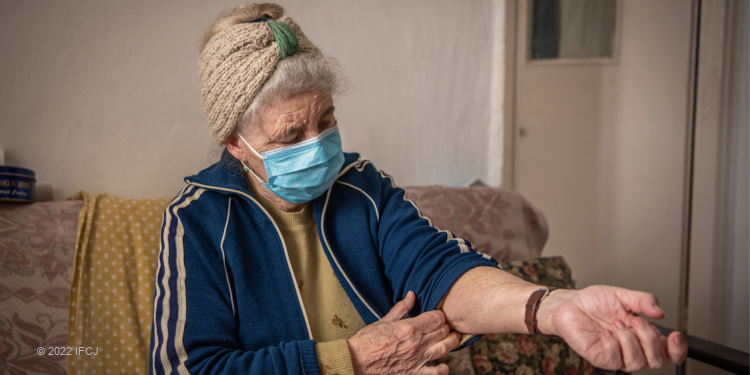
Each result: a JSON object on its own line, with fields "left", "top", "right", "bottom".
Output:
{"left": 405, "top": 186, "right": 548, "bottom": 262}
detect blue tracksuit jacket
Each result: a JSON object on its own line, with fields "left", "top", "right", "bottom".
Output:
{"left": 150, "top": 150, "right": 498, "bottom": 374}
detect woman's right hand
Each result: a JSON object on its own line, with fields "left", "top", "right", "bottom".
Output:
{"left": 347, "top": 291, "right": 460, "bottom": 375}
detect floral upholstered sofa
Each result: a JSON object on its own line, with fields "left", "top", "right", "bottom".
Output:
{"left": 0, "top": 186, "right": 617, "bottom": 375}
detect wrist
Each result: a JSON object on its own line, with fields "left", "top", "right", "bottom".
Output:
{"left": 346, "top": 338, "right": 364, "bottom": 375}
{"left": 532, "top": 288, "right": 573, "bottom": 336}
{"left": 524, "top": 288, "right": 556, "bottom": 335}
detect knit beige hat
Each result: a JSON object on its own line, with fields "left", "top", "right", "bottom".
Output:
{"left": 198, "top": 6, "right": 320, "bottom": 144}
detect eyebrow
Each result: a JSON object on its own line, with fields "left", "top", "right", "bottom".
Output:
{"left": 319, "top": 106, "right": 335, "bottom": 121}
{"left": 274, "top": 105, "right": 336, "bottom": 141}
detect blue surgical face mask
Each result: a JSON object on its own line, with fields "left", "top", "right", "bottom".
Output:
{"left": 238, "top": 126, "right": 345, "bottom": 204}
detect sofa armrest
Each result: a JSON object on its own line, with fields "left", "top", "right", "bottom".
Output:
{"left": 0, "top": 201, "right": 83, "bottom": 374}
{"left": 405, "top": 186, "right": 548, "bottom": 262}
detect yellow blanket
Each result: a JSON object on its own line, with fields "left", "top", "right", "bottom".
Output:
{"left": 68, "top": 192, "right": 170, "bottom": 374}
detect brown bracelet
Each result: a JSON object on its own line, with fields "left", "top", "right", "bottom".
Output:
{"left": 524, "top": 287, "right": 559, "bottom": 335}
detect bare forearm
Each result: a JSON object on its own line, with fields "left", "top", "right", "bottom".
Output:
{"left": 440, "top": 266, "right": 535, "bottom": 334}
{"left": 440, "top": 266, "right": 571, "bottom": 336}
{"left": 440, "top": 267, "right": 688, "bottom": 372}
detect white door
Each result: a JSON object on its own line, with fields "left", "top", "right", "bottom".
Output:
{"left": 511, "top": 0, "right": 694, "bottom": 357}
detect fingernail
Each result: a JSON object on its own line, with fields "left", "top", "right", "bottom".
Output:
{"left": 615, "top": 320, "right": 627, "bottom": 330}
{"left": 604, "top": 329, "right": 613, "bottom": 338}
{"left": 655, "top": 305, "right": 665, "bottom": 316}
{"left": 634, "top": 317, "right": 647, "bottom": 330}
{"left": 674, "top": 334, "right": 684, "bottom": 345}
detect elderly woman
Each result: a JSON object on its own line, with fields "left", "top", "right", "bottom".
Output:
{"left": 150, "top": 3, "right": 687, "bottom": 375}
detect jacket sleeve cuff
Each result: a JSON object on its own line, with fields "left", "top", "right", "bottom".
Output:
{"left": 316, "top": 339, "right": 356, "bottom": 375}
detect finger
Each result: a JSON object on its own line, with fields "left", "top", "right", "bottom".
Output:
{"left": 416, "top": 362, "right": 449, "bottom": 375}
{"left": 660, "top": 332, "right": 669, "bottom": 349}
{"left": 419, "top": 323, "right": 451, "bottom": 347}
{"left": 405, "top": 310, "right": 447, "bottom": 334}
{"left": 616, "top": 289, "right": 665, "bottom": 319}
{"left": 612, "top": 320, "right": 648, "bottom": 371}
{"left": 596, "top": 329, "right": 624, "bottom": 370}
{"left": 631, "top": 316, "right": 668, "bottom": 368}
{"left": 425, "top": 331, "right": 461, "bottom": 362}
{"left": 382, "top": 291, "right": 416, "bottom": 322}
{"left": 667, "top": 331, "right": 688, "bottom": 365}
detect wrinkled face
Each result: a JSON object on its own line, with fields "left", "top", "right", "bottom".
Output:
{"left": 239, "top": 90, "right": 337, "bottom": 182}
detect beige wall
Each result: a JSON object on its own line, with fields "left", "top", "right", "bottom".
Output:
{"left": 0, "top": 0, "right": 501, "bottom": 200}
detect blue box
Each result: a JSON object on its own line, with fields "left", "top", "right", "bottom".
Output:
{"left": 0, "top": 166, "right": 36, "bottom": 203}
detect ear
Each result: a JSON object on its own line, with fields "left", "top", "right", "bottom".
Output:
{"left": 225, "top": 133, "right": 246, "bottom": 161}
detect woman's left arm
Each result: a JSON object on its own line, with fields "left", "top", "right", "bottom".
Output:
{"left": 440, "top": 266, "right": 688, "bottom": 372}
{"left": 367, "top": 164, "right": 499, "bottom": 316}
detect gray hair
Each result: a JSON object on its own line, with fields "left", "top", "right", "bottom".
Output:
{"left": 238, "top": 52, "right": 348, "bottom": 134}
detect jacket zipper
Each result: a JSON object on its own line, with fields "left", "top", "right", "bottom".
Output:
{"left": 318, "top": 162, "right": 383, "bottom": 322}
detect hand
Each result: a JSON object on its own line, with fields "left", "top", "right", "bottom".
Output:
{"left": 347, "top": 291, "right": 461, "bottom": 375}
{"left": 541, "top": 286, "right": 688, "bottom": 371}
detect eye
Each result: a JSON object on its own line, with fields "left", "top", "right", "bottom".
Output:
{"left": 319, "top": 117, "right": 337, "bottom": 131}
{"left": 283, "top": 134, "right": 302, "bottom": 144}
{"left": 276, "top": 130, "right": 303, "bottom": 145}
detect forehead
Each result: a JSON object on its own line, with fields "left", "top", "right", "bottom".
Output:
{"left": 259, "top": 91, "right": 334, "bottom": 132}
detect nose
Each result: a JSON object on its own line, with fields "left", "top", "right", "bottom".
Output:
{"left": 302, "top": 127, "right": 321, "bottom": 140}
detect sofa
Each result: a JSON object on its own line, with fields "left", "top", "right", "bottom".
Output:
{"left": 0, "top": 186, "right": 617, "bottom": 375}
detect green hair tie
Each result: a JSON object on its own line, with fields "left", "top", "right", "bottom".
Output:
{"left": 265, "top": 19, "right": 299, "bottom": 60}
